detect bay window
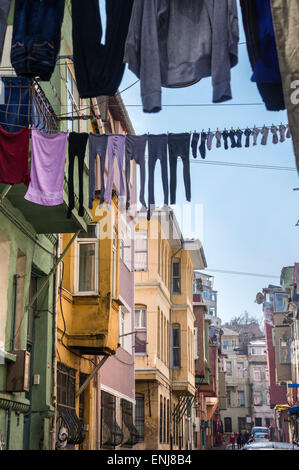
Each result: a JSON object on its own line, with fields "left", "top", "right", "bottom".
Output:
{"left": 75, "top": 225, "right": 99, "bottom": 295}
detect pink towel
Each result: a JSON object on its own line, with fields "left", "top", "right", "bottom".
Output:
{"left": 25, "top": 129, "right": 67, "bottom": 206}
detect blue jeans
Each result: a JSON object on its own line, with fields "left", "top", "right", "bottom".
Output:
{"left": 11, "top": 0, "right": 65, "bottom": 81}
{"left": 0, "top": 77, "right": 33, "bottom": 132}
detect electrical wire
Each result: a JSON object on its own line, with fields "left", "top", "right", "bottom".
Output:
{"left": 59, "top": 260, "right": 97, "bottom": 366}
{"left": 205, "top": 269, "right": 280, "bottom": 279}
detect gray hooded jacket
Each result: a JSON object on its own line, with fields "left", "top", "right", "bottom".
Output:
{"left": 124, "top": 0, "right": 239, "bottom": 113}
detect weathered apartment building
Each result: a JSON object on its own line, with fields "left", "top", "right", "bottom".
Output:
{"left": 133, "top": 208, "right": 206, "bottom": 451}
{"left": 260, "top": 263, "right": 299, "bottom": 444}
{"left": 193, "top": 271, "right": 225, "bottom": 450}
{"left": 0, "top": 2, "right": 138, "bottom": 450}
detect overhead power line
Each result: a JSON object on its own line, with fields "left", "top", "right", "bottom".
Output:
{"left": 205, "top": 269, "right": 280, "bottom": 279}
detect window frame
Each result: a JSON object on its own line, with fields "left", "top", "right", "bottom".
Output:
{"left": 134, "top": 231, "right": 148, "bottom": 272}
{"left": 171, "top": 324, "right": 181, "bottom": 369}
{"left": 279, "top": 337, "right": 291, "bottom": 364}
{"left": 135, "top": 396, "right": 145, "bottom": 442}
{"left": 135, "top": 307, "right": 147, "bottom": 356}
{"left": 74, "top": 227, "right": 99, "bottom": 296}
{"left": 171, "top": 259, "right": 181, "bottom": 295}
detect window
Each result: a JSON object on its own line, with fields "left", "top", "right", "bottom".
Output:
{"left": 226, "top": 361, "right": 232, "bottom": 376}
{"left": 66, "top": 67, "right": 81, "bottom": 133}
{"left": 135, "top": 308, "right": 147, "bottom": 355}
{"left": 266, "top": 418, "right": 271, "bottom": 427}
{"left": 160, "top": 395, "right": 163, "bottom": 443}
{"left": 238, "top": 417, "right": 246, "bottom": 432}
{"left": 135, "top": 397, "right": 145, "bottom": 442}
{"left": 232, "top": 340, "right": 236, "bottom": 348}
{"left": 171, "top": 259, "right": 181, "bottom": 294}
{"left": 237, "top": 363, "right": 244, "bottom": 378}
{"left": 121, "top": 400, "right": 138, "bottom": 447}
{"left": 223, "top": 340, "right": 229, "bottom": 351}
{"left": 227, "top": 390, "right": 231, "bottom": 407}
{"left": 119, "top": 307, "right": 132, "bottom": 353}
{"left": 193, "top": 278, "right": 202, "bottom": 294}
{"left": 224, "top": 417, "right": 232, "bottom": 433}
{"left": 255, "top": 417, "right": 262, "bottom": 427}
{"left": 279, "top": 338, "right": 291, "bottom": 364}
{"left": 238, "top": 390, "right": 245, "bottom": 407}
{"left": 171, "top": 325, "right": 181, "bottom": 369}
{"left": 253, "top": 369, "right": 261, "bottom": 381}
{"left": 194, "top": 327, "right": 199, "bottom": 360}
{"left": 112, "top": 227, "right": 117, "bottom": 299}
{"left": 57, "top": 363, "right": 76, "bottom": 411}
{"left": 134, "top": 231, "right": 148, "bottom": 271}
{"left": 274, "top": 293, "right": 288, "bottom": 312}
{"left": 163, "top": 397, "right": 166, "bottom": 443}
{"left": 254, "top": 392, "right": 262, "bottom": 406}
{"left": 120, "top": 216, "right": 132, "bottom": 271}
{"left": 167, "top": 400, "right": 170, "bottom": 444}
{"left": 101, "top": 391, "right": 122, "bottom": 448}
{"left": 75, "top": 225, "right": 99, "bottom": 294}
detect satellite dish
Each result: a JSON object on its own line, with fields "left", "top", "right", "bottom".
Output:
{"left": 256, "top": 292, "right": 264, "bottom": 305}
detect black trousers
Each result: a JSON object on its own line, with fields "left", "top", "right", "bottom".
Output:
{"left": 125, "top": 134, "right": 147, "bottom": 210}
{"left": 71, "top": 0, "right": 133, "bottom": 98}
{"left": 168, "top": 133, "right": 191, "bottom": 205}
{"left": 147, "top": 134, "right": 169, "bottom": 219}
{"left": 67, "top": 132, "right": 89, "bottom": 218}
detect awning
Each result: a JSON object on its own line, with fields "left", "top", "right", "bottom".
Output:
{"left": 289, "top": 406, "right": 299, "bottom": 416}
{"left": 274, "top": 404, "right": 290, "bottom": 412}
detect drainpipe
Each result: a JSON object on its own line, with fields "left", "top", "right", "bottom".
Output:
{"left": 50, "top": 235, "right": 60, "bottom": 450}
{"left": 169, "top": 241, "right": 184, "bottom": 450}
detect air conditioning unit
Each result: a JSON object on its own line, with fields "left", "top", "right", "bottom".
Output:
{"left": 6, "top": 350, "right": 30, "bottom": 393}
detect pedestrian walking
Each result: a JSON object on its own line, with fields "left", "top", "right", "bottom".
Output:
{"left": 230, "top": 432, "right": 236, "bottom": 450}
{"left": 237, "top": 432, "right": 242, "bottom": 450}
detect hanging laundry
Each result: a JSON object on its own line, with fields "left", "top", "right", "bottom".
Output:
{"left": 0, "top": 125, "right": 30, "bottom": 186}
{"left": 168, "top": 133, "right": 191, "bottom": 205}
{"left": 0, "top": 0, "right": 11, "bottom": 63}
{"left": 286, "top": 125, "right": 291, "bottom": 139}
{"left": 236, "top": 129, "right": 243, "bottom": 148}
{"left": 279, "top": 124, "right": 286, "bottom": 143}
{"left": 199, "top": 132, "right": 207, "bottom": 159}
{"left": 240, "top": 0, "right": 285, "bottom": 112}
{"left": 0, "top": 77, "right": 33, "bottom": 133}
{"left": 222, "top": 130, "right": 229, "bottom": 150}
{"left": 252, "top": 127, "right": 260, "bottom": 146}
{"left": 71, "top": 0, "right": 133, "bottom": 98}
{"left": 215, "top": 130, "right": 222, "bottom": 148}
{"left": 207, "top": 131, "right": 215, "bottom": 151}
{"left": 104, "top": 134, "right": 126, "bottom": 210}
{"left": 270, "top": 1, "right": 299, "bottom": 172}
{"left": 24, "top": 130, "right": 67, "bottom": 206}
{"left": 191, "top": 133, "right": 200, "bottom": 159}
{"left": 67, "top": 132, "right": 89, "bottom": 219}
{"left": 11, "top": 0, "right": 65, "bottom": 81}
{"left": 244, "top": 128, "right": 252, "bottom": 148}
{"left": 89, "top": 133, "right": 108, "bottom": 209}
{"left": 124, "top": 0, "right": 239, "bottom": 113}
{"left": 229, "top": 129, "right": 237, "bottom": 148}
{"left": 261, "top": 126, "right": 269, "bottom": 145}
{"left": 147, "top": 134, "right": 169, "bottom": 220}
{"left": 125, "top": 134, "right": 147, "bottom": 210}
{"left": 271, "top": 125, "right": 278, "bottom": 144}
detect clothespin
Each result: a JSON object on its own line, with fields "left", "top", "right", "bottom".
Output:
{"left": 67, "top": 128, "right": 70, "bottom": 136}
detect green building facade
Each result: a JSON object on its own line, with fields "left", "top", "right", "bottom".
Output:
{"left": 0, "top": 1, "right": 91, "bottom": 450}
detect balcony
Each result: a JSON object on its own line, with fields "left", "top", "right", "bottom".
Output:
{"left": 0, "top": 79, "right": 91, "bottom": 234}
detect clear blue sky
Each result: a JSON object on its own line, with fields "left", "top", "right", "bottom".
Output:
{"left": 119, "top": 5, "right": 298, "bottom": 325}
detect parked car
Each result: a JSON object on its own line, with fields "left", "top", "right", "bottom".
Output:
{"left": 250, "top": 432, "right": 270, "bottom": 442}
{"left": 242, "top": 441, "right": 299, "bottom": 451}
{"left": 251, "top": 426, "right": 269, "bottom": 436}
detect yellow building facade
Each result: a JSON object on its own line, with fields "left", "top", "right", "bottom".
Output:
{"left": 55, "top": 93, "right": 136, "bottom": 450}
{"left": 134, "top": 209, "right": 206, "bottom": 450}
